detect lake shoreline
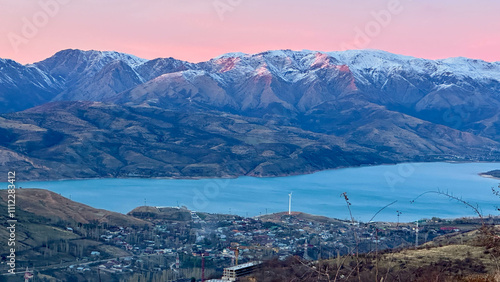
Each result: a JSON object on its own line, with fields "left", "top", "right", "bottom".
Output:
{"left": 13, "top": 162, "right": 500, "bottom": 222}
{"left": 479, "top": 169, "right": 500, "bottom": 181}
{"left": 12, "top": 160, "right": 500, "bottom": 183}
{"left": 479, "top": 174, "right": 500, "bottom": 181}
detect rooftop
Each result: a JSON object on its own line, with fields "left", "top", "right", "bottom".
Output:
{"left": 225, "top": 261, "right": 262, "bottom": 271}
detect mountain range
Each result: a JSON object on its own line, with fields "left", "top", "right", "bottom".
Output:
{"left": 0, "top": 49, "right": 499, "bottom": 180}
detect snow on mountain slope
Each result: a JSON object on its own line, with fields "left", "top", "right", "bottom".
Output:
{"left": 53, "top": 59, "right": 146, "bottom": 101}
{"left": 34, "top": 49, "right": 147, "bottom": 83}
{"left": 113, "top": 50, "right": 359, "bottom": 113}
{"left": 211, "top": 49, "right": 500, "bottom": 84}
{"left": 1, "top": 48, "right": 499, "bottom": 120}
{"left": 0, "top": 59, "right": 62, "bottom": 112}
{"left": 119, "top": 69, "right": 238, "bottom": 109}
{"left": 135, "top": 57, "right": 193, "bottom": 82}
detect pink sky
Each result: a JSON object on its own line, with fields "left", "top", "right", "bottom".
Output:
{"left": 1, "top": 0, "right": 499, "bottom": 64}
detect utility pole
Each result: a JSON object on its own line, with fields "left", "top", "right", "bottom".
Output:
{"left": 24, "top": 267, "right": 33, "bottom": 281}
{"left": 303, "top": 239, "right": 309, "bottom": 260}
{"left": 415, "top": 221, "right": 419, "bottom": 247}
{"left": 176, "top": 253, "right": 179, "bottom": 269}
{"left": 201, "top": 254, "right": 205, "bottom": 282}
{"left": 396, "top": 211, "right": 402, "bottom": 227}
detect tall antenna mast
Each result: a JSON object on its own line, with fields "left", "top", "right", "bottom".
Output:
{"left": 288, "top": 192, "right": 292, "bottom": 215}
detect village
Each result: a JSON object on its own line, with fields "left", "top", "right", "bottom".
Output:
{"left": 53, "top": 205, "right": 497, "bottom": 281}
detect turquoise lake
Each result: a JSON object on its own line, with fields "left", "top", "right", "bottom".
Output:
{"left": 14, "top": 162, "right": 500, "bottom": 222}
